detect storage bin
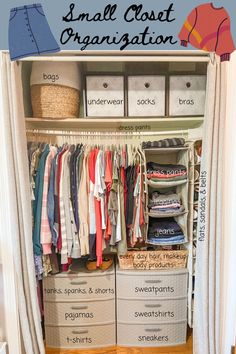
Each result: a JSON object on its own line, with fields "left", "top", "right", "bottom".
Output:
{"left": 30, "top": 62, "right": 81, "bottom": 119}
{"left": 128, "top": 75, "right": 165, "bottom": 117}
{"left": 117, "top": 321, "right": 187, "bottom": 347}
{"left": 44, "top": 299, "right": 115, "bottom": 326}
{"left": 45, "top": 323, "right": 116, "bottom": 348}
{"left": 116, "top": 268, "right": 188, "bottom": 299}
{"left": 85, "top": 75, "right": 124, "bottom": 117}
{"left": 169, "top": 75, "right": 206, "bottom": 116}
{"left": 117, "top": 297, "right": 187, "bottom": 323}
{"left": 43, "top": 266, "right": 115, "bottom": 302}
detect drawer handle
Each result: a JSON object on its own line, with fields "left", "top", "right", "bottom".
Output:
{"left": 70, "top": 281, "right": 87, "bottom": 285}
{"left": 145, "top": 280, "right": 162, "bottom": 284}
{"left": 145, "top": 304, "right": 162, "bottom": 308}
{"left": 186, "top": 82, "right": 191, "bottom": 88}
{"left": 144, "top": 82, "right": 150, "bottom": 88}
{"left": 72, "top": 330, "right": 88, "bottom": 335}
{"left": 145, "top": 328, "right": 162, "bottom": 333}
{"left": 103, "top": 82, "right": 108, "bottom": 88}
{"left": 71, "top": 306, "right": 88, "bottom": 310}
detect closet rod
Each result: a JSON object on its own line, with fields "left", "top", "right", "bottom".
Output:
{"left": 26, "top": 129, "right": 188, "bottom": 137}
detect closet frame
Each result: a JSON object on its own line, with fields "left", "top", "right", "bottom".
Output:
{"left": 23, "top": 50, "right": 207, "bottom": 332}
{"left": 1, "top": 50, "right": 209, "bottom": 353}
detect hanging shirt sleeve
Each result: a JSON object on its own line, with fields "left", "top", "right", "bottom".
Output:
{"left": 215, "top": 17, "right": 235, "bottom": 62}
{"left": 178, "top": 8, "right": 197, "bottom": 47}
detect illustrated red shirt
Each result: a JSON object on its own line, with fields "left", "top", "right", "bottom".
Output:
{"left": 178, "top": 3, "right": 235, "bottom": 61}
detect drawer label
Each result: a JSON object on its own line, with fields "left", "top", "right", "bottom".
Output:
{"left": 87, "top": 98, "right": 124, "bottom": 106}
{"left": 66, "top": 335, "right": 92, "bottom": 345}
{"left": 136, "top": 99, "right": 156, "bottom": 105}
{"left": 135, "top": 286, "right": 174, "bottom": 295}
{"left": 178, "top": 98, "right": 194, "bottom": 105}
{"left": 134, "top": 310, "right": 174, "bottom": 319}
{"left": 138, "top": 334, "right": 169, "bottom": 343}
{"left": 44, "top": 287, "right": 115, "bottom": 297}
{"left": 65, "top": 312, "right": 94, "bottom": 321}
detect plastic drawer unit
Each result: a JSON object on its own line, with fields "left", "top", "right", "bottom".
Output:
{"left": 43, "top": 264, "right": 116, "bottom": 349}
{"left": 116, "top": 267, "right": 188, "bottom": 347}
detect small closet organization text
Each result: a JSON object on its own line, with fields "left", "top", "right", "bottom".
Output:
{"left": 61, "top": 3, "right": 177, "bottom": 50}
{"left": 28, "top": 138, "right": 187, "bottom": 279}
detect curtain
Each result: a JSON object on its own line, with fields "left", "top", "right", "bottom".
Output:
{"left": 0, "top": 52, "right": 44, "bottom": 353}
{"left": 193, "top": 55, "right": 227, "bottom": 354}
{"left": 219, "top": 52, "right": 236, "bottom": 353}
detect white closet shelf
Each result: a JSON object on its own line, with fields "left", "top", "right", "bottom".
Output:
{"left": 147, "top": 240, "right": 188, "bottom": 246}
{"left": 147, "top": 179, "right": 188, "bottom": 188}
{"left": 20, "top": 50, "right": 210, "bottom": 62}
{"left": 144, "top": 147, "right": 189, "bottom": 154}
{"left": 148, "top": 211, "right": 187, "bottom": 218}
{"left": 25, "top": 117, "right": 204, "bottom": 131}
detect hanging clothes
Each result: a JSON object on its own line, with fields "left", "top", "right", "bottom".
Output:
{"left": 28, "top": 142, "right": 148, "bottom": 276}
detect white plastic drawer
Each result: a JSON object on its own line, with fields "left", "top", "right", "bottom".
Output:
{"left": 169, "top": 75, "right": 206, "bottom": 116}
{"left": 43, "top": 269, "right": 115, "bottom": 301}
{"left": 116, "top": 269, "right": 188, "bottom": 299}
{"left": 117, "top": 321, "right": 187, "bottom": 347}
{"left": 44, "top": 299, "right": 115, "bottom": 325}
{"left": 117, "top": 297, "right": 187, "bottom": 323}
{"left": 45, "top": 323, "right": 116, "bottom": 348}
{"left": 86, "top": 75, "right": 125, "bottom": 117}
{"left": 128, "top": 75, "right": 165, "bottom": 116}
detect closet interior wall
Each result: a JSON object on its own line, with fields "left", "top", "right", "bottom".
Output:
{"left": 21, "top": 52, "right": 208, "bottom": 342}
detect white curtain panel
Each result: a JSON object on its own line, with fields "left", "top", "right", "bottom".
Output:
{"left": 220, "top": 52, "right": 236, "bottom": 354}
{"left": 193, "top": 55, "right": 227, "bottom": 354}
{"left": 0, "top": 52, "right": 44, "bottom": 354}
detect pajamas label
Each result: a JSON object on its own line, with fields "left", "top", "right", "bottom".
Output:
{"left": 65, "top": 312, "right": 94, "bottom": 321}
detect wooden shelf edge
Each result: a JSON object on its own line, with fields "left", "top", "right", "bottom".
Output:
{"left": 26, "top": 117, "right": 204, "bottom": 122}
{"left": 25, "top": 117, "right": 204, "bottom": 131}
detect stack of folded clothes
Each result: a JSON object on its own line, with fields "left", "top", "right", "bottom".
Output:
{"left": 147, "top": 217, "right": 185, "bottom": 245}
{"left": 148, "top": 191, "right": 185, "bottom": 216}
{"left": 142, "top": 138, "right": 186, "bottom": 149}
{"left": 147, "top": 162, "right": 187, "bottom": 182}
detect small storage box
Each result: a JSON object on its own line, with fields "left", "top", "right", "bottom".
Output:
{"left": 117, "top": 298, "right": 187, "bottom": 323}
{"left": 45, "top": 323, "right": 116, "bottom": 348}
{"left": 116, "top": 268, "right": 188, "bottom": 299}
{"left": 44, "top": 299, "right": 115, "bottom": 326}
{"left": 169, "top": 75, "right": 206, "bottom": 116}
{"left": 85, "top": 76, "right": 125, "bottom": 117}
{"left": 117, "top": 321, "right": 187, "bottom": 347}
{"left": 128, "top": 76, "right": 165, "bottom": 117}
{"left": 30, "top": 62, "right": 81, "bottom": 119}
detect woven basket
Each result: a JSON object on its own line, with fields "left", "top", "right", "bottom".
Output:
{"left": 31, "top": 84, "right": 80, "bottom": 119}
{"left": 118, "top": 250, "right": 188, "bottom": 270}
